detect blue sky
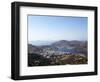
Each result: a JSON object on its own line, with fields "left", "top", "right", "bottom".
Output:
{"left": 28, "top": 15, "right": 87, "bottom": 41}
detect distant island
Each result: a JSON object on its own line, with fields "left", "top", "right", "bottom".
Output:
{"left": 28, "top": 40, "right": 88, "bottom": 66}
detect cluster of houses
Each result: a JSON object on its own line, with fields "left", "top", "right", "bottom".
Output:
{"left": 39, "top": 49, "right": 72, "bottom": 58}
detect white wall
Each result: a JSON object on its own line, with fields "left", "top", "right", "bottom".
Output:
{"left": 0, "top": 0, "right": 99, "bottom": 82}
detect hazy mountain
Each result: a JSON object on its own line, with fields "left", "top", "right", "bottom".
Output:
{"left": 28, "top": 44, "right": 43, "bottom": 54}
{"left": 29, "top": 41, "right": 55, "bottom": 46}
{"left": 52, "top": 40, "right": 70, "bottom": 48}
{"left": 28, "top": 40, "right": 87, "bottom": 56}
{"left": 52, "top": 40, "right": 87, "bottom": 48}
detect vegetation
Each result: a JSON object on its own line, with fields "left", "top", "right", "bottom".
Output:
{"left": 28, "top": 53, "right": 87, "bottom": 66}
{"left": 28, "top": 40, "right": 88, "bottom": 66}
{"left": 28, "top": 53, "right": 51, "bottom": 66}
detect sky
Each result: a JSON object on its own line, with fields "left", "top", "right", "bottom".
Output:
{"left": 28, "top": 15, "right": 87, "bottom": 42}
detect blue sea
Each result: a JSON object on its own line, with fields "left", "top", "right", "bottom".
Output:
{"left": 58, "top": 47, "right": 76, "bottom": 53}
